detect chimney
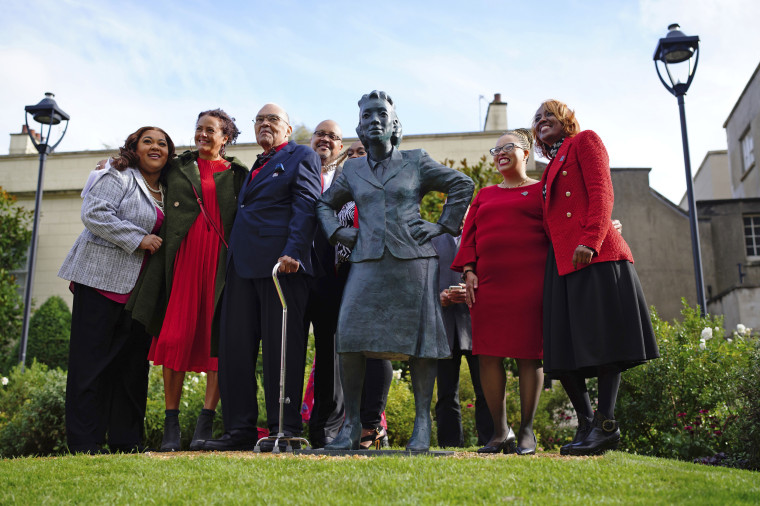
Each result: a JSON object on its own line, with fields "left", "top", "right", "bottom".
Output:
{"left": 483, "top": 93, "right": 507, "bottom": 132}
{"left": 9, "top": 125, "right": 39, "bottom": 155}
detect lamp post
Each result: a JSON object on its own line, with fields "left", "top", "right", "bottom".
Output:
{"left": 19, "top": 92, "right": 70, "bottom": 368}
{"left": 653, "top": 24, "right": 707, "bottom": 315}
{"left": 478, "top": 95, "right": 486, "bottom": 131}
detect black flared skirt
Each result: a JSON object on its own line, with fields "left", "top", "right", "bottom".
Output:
{"left": 542, "top": 247, "right": 659, "bottom": 377}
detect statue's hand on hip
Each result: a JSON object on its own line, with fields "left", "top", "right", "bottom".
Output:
{"left": 408, "top": 218, "right": 443, "bottom": 245}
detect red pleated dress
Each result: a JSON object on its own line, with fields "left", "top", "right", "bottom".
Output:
{"left": 148, "top": 158, "right": 228, "bottom": 372}
{"left": 452, "top": 183, "right": 547, "bottom": 359}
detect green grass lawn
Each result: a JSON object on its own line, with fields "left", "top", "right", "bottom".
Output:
{"left": 1, "top": 450, "right": 758, "bottom": 504}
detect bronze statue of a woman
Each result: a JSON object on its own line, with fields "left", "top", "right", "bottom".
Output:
{"left": 317, "top": 90, "right": 474, "bottom": 450}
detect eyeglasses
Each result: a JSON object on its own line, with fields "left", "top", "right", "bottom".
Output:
{"left": 489, "top": 143, "right": 522, "bottom": 156}
{"left": 254, "top": 114, "right": 288, "bottom": 125}
{"left": 313, "top": 130, "right": 341, "bottom": 142}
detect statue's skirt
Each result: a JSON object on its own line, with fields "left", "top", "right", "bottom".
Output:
{"left": 336, "top": 251, "right": 451, "bottom": 360}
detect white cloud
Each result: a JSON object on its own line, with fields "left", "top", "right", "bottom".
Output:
{"left": 2, "top": 0, "right": 759, "bottom": 204}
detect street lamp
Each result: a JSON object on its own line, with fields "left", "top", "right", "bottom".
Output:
{"left": 653, "top": 24, "right": 706, "bottom": 315}
{"left": 19, "top": 92, "right": 70, "bottom": 368}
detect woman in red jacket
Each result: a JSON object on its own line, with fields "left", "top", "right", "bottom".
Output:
{"left": 533, "top": 99, "right": 659, "bottom": 456}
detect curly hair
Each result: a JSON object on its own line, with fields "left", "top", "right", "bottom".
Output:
{"left": 111, "top": 126, "right": 176, "bottom": 174}
{"left": 356, "top": 90, "right": 403, "bottom": 148}
{"left": 197, "top": 108, "right": 241, "bottom": 146}
{"left": 532, "top": 99, "right": 580, "bottom": 159}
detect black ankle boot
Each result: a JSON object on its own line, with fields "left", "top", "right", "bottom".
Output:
{"left": 189, "top": 409, "right": 215, "bottom": 451}
{"left": 160, "top": 410, "right": 181, "bottom": 452}
{"left": 560, "top": 414, "right": 593, "bottom": 455}
{"left": 567, "top": 411, "right": 620, "bottom": 456}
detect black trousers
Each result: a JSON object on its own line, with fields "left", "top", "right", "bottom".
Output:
{"left": 435, "top": 344, "right": 493, "bottom": 447}
{"left": 66, "top": 283, "right": 151, "bottom": 450}
{"left": 219, "top": 258, "right": 309, "bottom": 436}
{"left": 304, "top": 268, "right": 345, "bottom": 444}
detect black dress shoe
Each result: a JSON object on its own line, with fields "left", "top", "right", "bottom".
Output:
{"left": 258, "top": 436, "right": 302, "bottom": 453}
{"left": 310, "top": 436, "right": 334, "bottom": 450}
{"left": 515, "top": 432, "right": 537, "bottom": 455}
{"left": 560, "top": 414, "right": 593, "bottom": 456}
{"left": 567, "top": 412, "right": 620, "bottom": 456}
{"left": 477, "top": 427, "right": 517, "bottom": 454}
{"left": 202, "top": 433, "right": 256, "bottom": 451}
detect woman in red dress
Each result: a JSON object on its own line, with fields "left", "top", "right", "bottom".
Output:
{"left": 452, "top": 128, "right": 546, "bottom": 455}
{"left": 129, "top": 109, "right": 248, "bottom": 451}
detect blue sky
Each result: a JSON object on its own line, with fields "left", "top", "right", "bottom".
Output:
{"left": 1, "top": 0, "right": 758, "bottom": 203}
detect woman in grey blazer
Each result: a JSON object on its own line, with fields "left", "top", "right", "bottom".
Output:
{"left": 58, "top": 126, "right": 175, "bottom": 454}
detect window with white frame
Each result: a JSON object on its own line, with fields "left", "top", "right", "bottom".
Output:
{"left": 745, "top": 214, "right": 760, "bottom": 259}
{"left": 741, "top": 130, "right": 754, "bottom": 172}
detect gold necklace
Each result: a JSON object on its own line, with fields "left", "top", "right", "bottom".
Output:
{"left": 498, "top": 178, "right": 529, "bottom": 189}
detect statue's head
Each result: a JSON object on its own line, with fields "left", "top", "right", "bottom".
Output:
{"left": 356, "top": 90, "right": 403, "bottom": 148}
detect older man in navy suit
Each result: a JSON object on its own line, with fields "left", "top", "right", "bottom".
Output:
{"left": 204, "top": 103, "right": 322, "bottom": 451}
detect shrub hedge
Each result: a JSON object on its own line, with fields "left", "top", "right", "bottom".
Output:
{"left": 1, "top": 305, "right": 757, "bottom": 469}
{"left": 17, "top": 296, "right": 70, "bottom": 371}
{"left": 0, "top": 361, "right": 67, "bottom": 457}
{"left": 616, "top": 301, "right": 757, "bottom": 467}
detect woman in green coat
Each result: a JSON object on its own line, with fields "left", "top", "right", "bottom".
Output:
{"left": 128, "top": 109, "right": 248, "bottom": 451}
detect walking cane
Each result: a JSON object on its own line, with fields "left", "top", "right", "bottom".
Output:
{"left": 254, "top": 262, "right": 310, "bottom": 453}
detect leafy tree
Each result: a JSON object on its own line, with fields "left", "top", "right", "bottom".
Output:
{"left": 291, "top": 123, "right": 313, "bottom": 144}
{"left": 14, "top": 296, "right": 70, "bottom": 371}
{"left": 0, "top": 187, "right": 33, "bottom": 270}
{"left": 420, "top": 156, "right": 501, "bottom": 223}
{"left": 0, "top": 188, "right": 32, "bottom": 370}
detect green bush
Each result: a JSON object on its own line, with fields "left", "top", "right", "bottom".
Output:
{"left": 0, "top": 269, "right": 23, "bottom": 374}
{"left": 0, "top": 188, "right": 33, "bottom": 370}
{"left": 14, "top": 296, "right": 71, "bottom": 371}
{"left": 0, "top": 361, "right": 67, "bottom": 457}
{"left": 724, "top": 336, "right": 760, "bottom": 470}
{"left": 385, "top": 374, "right": 415, "bottom": 446}
{"left": 616, "top": 300, "right": 755, "bottom": 461}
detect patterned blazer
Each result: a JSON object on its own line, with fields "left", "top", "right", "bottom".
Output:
{"left": 58, "top": 166, "right": 157, "bottom": 294}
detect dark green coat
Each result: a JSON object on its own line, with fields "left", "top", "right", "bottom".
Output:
{"left": 127, "top": 150, "right": 248, "bottom": 353}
